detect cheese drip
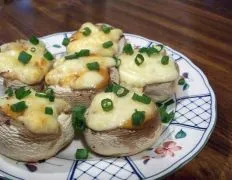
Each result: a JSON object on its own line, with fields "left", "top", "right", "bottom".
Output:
{"left": 45, "top": 56, "right": 116, "bottom": 90}
{"left": 0, "top": 40, "right": 52, "bottom": 84}
{"left": 0, "top": 90, "right": 70, "bottom": 134}
{"left": 119, "top": 49, "right": 179, "bottom": 87}
{"left": 86, "top": 92, "right": 156, "bottom": 131}
{"left": 67, "top": 22, "right": 123, "bottom": 57}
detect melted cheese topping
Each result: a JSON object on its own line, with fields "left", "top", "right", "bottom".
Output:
{"left": 119, "top": 49, "right": 179, "bottom": 87}
{"left": 67, "top": 22, "right": 123, "bottom": 57}
{"left": 86, "top": 92, "right": 156, "bottom": 131}
{"left": 0, "top": 90, "right": 70, "bottom": 134}
{"left": 45, "top": 56, "right": 116, "bottom": 90}
{"left": 0, "top": 40, "right": 52, "bottom": 85}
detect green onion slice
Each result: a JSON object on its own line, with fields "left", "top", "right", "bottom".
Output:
{"left": 178, "top": 78, "right": 185, "bottom": 85}
{"left": 30, "top": 47, "right": 36, "bottom": 52}
{"left": 101, "top": 98, "right": 113, "bottom": 112}
{"left": 132, "top": 109, "right": 145, "bottom": 126}
{"left": 15, "top": 87, "right": 31, "bottom": 100}
{"left": 5, "top": 87, "right": 13, "bottom": 97}
{"left": 35, "top": 92, "right": 48, "bottom": 98}
{"left": 158, "top": 106, "right": 175, "bottom": 123}
{"left": 35, "top": 88, "right": 55, "bottom": 102}
{"left": 82, "top": 27, "right": 91, "bottom": 36}
{"left": 113, "top": 56, "right": 121, "bottom": 68}
{"left": 10, "top": 101, "right": 28, "bottom": 112}
{"left": 29, "top": 36, "right": 39, "bottom": 45}
{"left": 155, "top": 44, "right": 164, "bottom": 52}
{"left": 86, "top": 62, "right": 100, "bottom": 71}
{"left": 102, "top": 41, "right": 113, "bottom": 48}
{"left": 123, "top": 43, "right": 134, "bottom": 55}
{"left": 101, "top": 24, "right": 111, "bottom": 34}
{"left": 135, "top": 53, "right": 144, "bottom": 66}
{"left": 75, "top": 149, "right": 88, "bottom": 159}
{"left": 104, "top": 82, "right": 129, "bottom": 97}
{"left": 65, "top": 49, "right": 90, "bottom": 60}
{"left": 72, "top": 105, "right": 87, "bottom": 132}
{"left": 132, "top": 93, "right": 151, "bottom": 104}
{"left": 18, "top": 51, "right": 32, "bottom": 64}
{"left": 62, "top": 37, "right": 70, "bottom": 46}
{"left": 44, "top": 51, "right": 54, "bottom": 61}
{"left": 45, "top": 107, "right": 53, "bottom": 115}
{"left": 161, "top": 55, "right": 169, "bottom": 65}
{"left": 139, "top": 46, "right": 159, "bottom": 56}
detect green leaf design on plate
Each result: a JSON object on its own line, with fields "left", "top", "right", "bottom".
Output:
{"left": 183, "top": 83, "right": 189, "bottom": 90}
{"left": 175, "top": 129, "right": 187, "bottom": 139}
{"left": 53, "top": 44, "right": 61, "bottom": 48}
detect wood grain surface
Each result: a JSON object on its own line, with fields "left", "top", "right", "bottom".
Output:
{"left": 0, "top": 0, "right": 232, "bottom": 179}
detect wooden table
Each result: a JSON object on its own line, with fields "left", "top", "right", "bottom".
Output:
{"left": 0, "top": 0, "right": 232, "bottom": 179}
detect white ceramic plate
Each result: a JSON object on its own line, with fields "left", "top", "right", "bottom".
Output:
{"left": 0, "top": 33, "right": 216, "bottom": 180}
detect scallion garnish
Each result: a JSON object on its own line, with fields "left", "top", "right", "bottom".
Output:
{"left": 82, "top": 27, "right": 91, "bottom": 36}
{"left": 178, "top": 78, "right": 185, "bottom": 85}
{"left": 10, "top": 101, "right": 28, "bottom": 112}
{"left": 35, "top": 88, "right": 55, "bottom": 102}
{"left": 18, "top": 51, "right": 32, "bottom": 64}
{"left": 102, "top": 41, "right": 113, "bottom": 48}
{"left": 45, "top": 107, "right": 53, "bottom": 115}
{"left": 132, "top": 109, "right": 145, "bottom": 126}
{"left": 139, "top": 46, "right": 159, "bottom": 56}
{"left": 86, "top": 62, "right": 100, "bottom": 71}
{"left": 158, "top": 106, "right": 175, "bottom": 123}
{"left": 30, "top": 47, "right": 36, "bottom": 52}
{"left": 123, "top": 43, "right": 134, "bottom": 55}
{"left": 72, "top": 105, "right": 87, "bottom": 132}
{"left": 65, "top": 49, "right": 90, "bottom": 60}
{"left": 101, "top": 98, "right": 113, "bottom": 112}
{"left": 75, "top": 149, "right": 88, "bottom": 159}
{"left": 44, "top": 51, "right": 54, "bottom": 61}
{"left": 35, "top": 92, "right": 48, "bottom": 98}
{"left": 101, "top": 24, "right": 111, "bottom": 34}
{"left": 15, "top": 87, "right": 31, "bottom": 100}
{"left": 29, "top": 36, "right": 39, "bottom": 45}
{"left": 104, "top": 82, "right": 129, "bottom": 97}
{"left": 5, "top": 87, "right": 13, "bottom": 97}
{"left": 62, "top": 38, "right": 70, "bottom": 46}
{"left": 161, "top": 55, "right": 169, "bottom": 65}
{"left": 135, "top": 53, "right": 144, "bottom": 66}
{"left": 132, "top": 93, "right": 151, "bottom": 104}
{"left": 113, "top": 56, "right": 121, "bottom": 68}
{"left": 156, "top": 44, "right": 164, "bottom": 52}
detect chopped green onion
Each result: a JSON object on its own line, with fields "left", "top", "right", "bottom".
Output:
{"left": 132, "top": 93, "right": 151, "bottom": 104}
{"left": 104, "top": 83, "right": 129, "bottom": 97}
{"left": 102, "top": 41, "right": 113, "bottom": 48}
{"left": 101, "top": 24, "right": 111, "bottom": 34}
{"left": 10, "top": 101, "right": 28, "bottom": 112}
{"left": 86, "top": 62, "right": 100, "bottom": 71}
{"left": 135, "top": 53, "right": 144, "bottom": 66}
{"left": 35, "top": 92, "right": 48, "bottom": 98}
{"left": 45, "top": 107, "right": 53, "bottom": 115}
{"left": 158, "top": 106, "right": 175, "bottom": 123}
{"left": 72, "top": 105, "right": 87, "bottom": 132}
{"left": 113, "top": 56, "right": 121, "bottom": 68}
{"left": 45, "top": 88, "right": 55, "bottom": 102}
{"left": 29, "top": 36, "right": 39, "bottom": 45}
{"left": 62, "top": 37, "right": 70, "bottom": 46}
{"left": 30, "top": 47, "right": 36, "bottom": 52}
{"left": 155, "top": 44, "right": 164, "bottom": 52}
{"left": 18, "top": 51, "right": 32, "bottom": 64}
{"left": 44, "top": 51, "right": 54, "bottom": 61}
{"left": 132, "top": 109, "right": 145, "bottom": 126}
{"left": 178, "top": 78, "right": 185, "bottom": 85}
{"left": 101, "top": 98, "right": 113, "bottom": 112}
{"left": 15, "top": 87, "right": 31, "bottom": 100}
{"left": 75, "top": 149, "right": 88, "bottom": 159}
{"left": 161, "top": 56, "right": 169, "bottom": 65}
{"left": 65, "top": 49, "right": 90, "bottom": 60}
{"left": 123, "top": 43, "right": 134, "bottom": 55}
{"left": 139, "top": 46, "right": 159, "bottom": 56}
{"left": 5, "top": 87, "right": 13, "bottom": 97}
{"left": 82, "top": 27, "right": 91, "bottom": 36}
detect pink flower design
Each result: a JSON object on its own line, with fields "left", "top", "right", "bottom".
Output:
{"left": 154, "top": 141, "right": 182, "bottom": 157}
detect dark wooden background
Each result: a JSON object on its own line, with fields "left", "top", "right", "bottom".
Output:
{"left": 0, "top": 0, "right": 232, "bottom": 179}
